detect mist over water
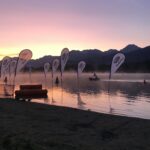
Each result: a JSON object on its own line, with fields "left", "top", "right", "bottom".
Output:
{"left": 1, "top": 72, "right": 150, "bottom": 119}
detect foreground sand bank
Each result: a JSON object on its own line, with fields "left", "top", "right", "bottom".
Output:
{"left": 0, "top": 98, "right": 150, "bottom": 150}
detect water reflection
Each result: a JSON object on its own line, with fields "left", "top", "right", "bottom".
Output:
{"left": 77, "top": 78, "right": 86, "bottom": 109}
{"left": 0, "top": 84, "right": 14, "bottom": 97}
{"left": 62, "top": 79, "right": 150, "bottom": 100}
{"left": 1, "top": 73, "right": 150, "bottom": 119}
{"left": 77, "top": 92, "right": 86, "bottom": 109}
{"left": 49, "top": 74, "right": 150, "bottom": 119}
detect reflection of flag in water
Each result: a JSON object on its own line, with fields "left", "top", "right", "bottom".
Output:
{"left": 16, "top": 49, "right": 32, "bottom": 74}
{"left": 110, "top": 53, "right": 125, "bottom": 79}
{"left": 52, "top": 59, "right": 59, "bottom": 78}
{"left": 29, "top": 65, "right": 32, "bottom": 83}
{"left": 1, "top": 56, "right": 11, "bottom": 79}
{"left": 77, "top": 92, "right": 86, "bottom": 106}
{"left": 44, "top": 63, "right": 50, "bottom": 86}
{"left": 61, "top": 48, "right": 69, "bottom": 76}
{"left": 4, "top": 84, "right": 14, "bottom": 96}
{"left": 77, "top": 61, "right": 86, "bottom": 77}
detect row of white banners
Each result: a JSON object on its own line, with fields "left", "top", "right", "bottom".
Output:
{"left": 0, "top": 48, "right": 126, "bottom": 85}
{"left": 0, "top": 49, "right": 32, "bottom": 81}
{"left": 43, "top": 48, "right": 86, "bottom": 79}
{"left": 44, "top": 49, "right": 126, "bottom": 79}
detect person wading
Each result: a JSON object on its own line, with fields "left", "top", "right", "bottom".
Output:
{"left": 4, "top": 77, "right": 8, "bottom": 85}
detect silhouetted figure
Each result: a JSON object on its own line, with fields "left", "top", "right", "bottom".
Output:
{"left": 89, "top": 72, "right": 99, "bottom": 81}
{"left": 55, "top": 76, "right": 59, "bottom": 85}
{"left": 4, "top": 77, "right": 7, "bottom": 85}
{"left": 144, "top": 79, "right": 147, "bottom": 84}
{"left": 93, "top": 72, "right": 98, "bottom": 78}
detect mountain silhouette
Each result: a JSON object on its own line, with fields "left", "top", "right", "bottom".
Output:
{"left": 121, "top": 44, "right": 140, "bottom": 53}
{"left": 11, "top": 44, "right": 150, "bottom": 72}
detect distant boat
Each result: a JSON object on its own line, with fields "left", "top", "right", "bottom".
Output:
{"left": 89, "top": 72, "right": 100, "bottom": 81}
{"left": 89, "top": 77, "right": 100, "bottom": 81}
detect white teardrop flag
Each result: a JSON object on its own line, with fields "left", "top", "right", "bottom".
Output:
{"left": 44, "top": 63, "right": 50, "bottom": 74}
{"left": 52, "top": 59, "right": 59, "bottom": 78}
{"left": 16, "top": 49, "right": 32, "bottom": 73}
{"left": 9, "top": 59, "right": 17, "bottom": 77}
{"left": 1, "top": 56, "right": 12, "bottom": 79}
{"left": 77, "top": 61, "right": 86, "bottom": 77}
{"left": 61, "top": 48, "right": 69, "bottom": 75}
{"left": 110, "top": 53, "right": 125, "bottom": 79}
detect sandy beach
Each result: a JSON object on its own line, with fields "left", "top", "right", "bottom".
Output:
{"left": 0, "top": 98, "right": 150, "bottom": 150}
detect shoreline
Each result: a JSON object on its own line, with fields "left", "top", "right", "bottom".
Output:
{"left": 0, "top": 98, "right": 150, "bottom": 150}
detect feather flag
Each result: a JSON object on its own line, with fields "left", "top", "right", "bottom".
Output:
{"left": 52, "top": 59, "right": 59, "bottom": 79}
{"left": 16, "top": 49, "right": 32, "bottom": 74}
{"left": 60, "top": 48, "right": 69, "bottom": 77}
{"left": 110, "top": 53, "right": 125, "bottom": 79}
{"left": 44, "top": 63, "right": 50, "bottom": 76}
{"left": 1, "top": 56, "right": 11, "bottom": 79}
{"left": 77, "top": 61, "right": 86, "bottom": 77}
{"left": 9, "top": 59, "right": 17, "bottom": 78}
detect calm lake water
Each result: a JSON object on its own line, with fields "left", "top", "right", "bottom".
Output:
{"left": 1, "top": 72, "right": 150, "bottom": 119}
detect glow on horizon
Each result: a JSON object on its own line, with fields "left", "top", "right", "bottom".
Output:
{"left": 0, "top": 0, "right": 150, "bottom": 59}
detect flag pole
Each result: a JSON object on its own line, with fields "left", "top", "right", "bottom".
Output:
{"left": 29, "top": 65, "right": 32, "bottom": 84}
{"left": 51, "top": 74, "right": 54, "bottom": 104}
{"left": 108, "top": 70, "right": 112, "bottom": 113}
{"left": 13, "top": 57, "right": 19, "bottom": 93}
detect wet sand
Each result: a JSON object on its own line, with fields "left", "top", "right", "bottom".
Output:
{"left": 0, "top": 98, "right": 150, "bottom": 150}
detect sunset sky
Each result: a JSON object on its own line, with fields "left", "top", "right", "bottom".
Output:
{"left": 0, "top": 0, "right": 150, "bottom": 59}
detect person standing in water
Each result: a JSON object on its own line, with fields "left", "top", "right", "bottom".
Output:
{"left": 55, "top": 76, "right": 59, "bottom": 85}
{"left": 144, "top": 79, "right": 147, "bottom": 84}
{"left": 4, "top": 76, "right": 8, "bottom": 85}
